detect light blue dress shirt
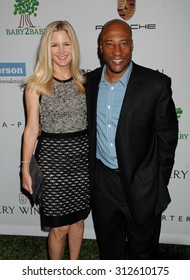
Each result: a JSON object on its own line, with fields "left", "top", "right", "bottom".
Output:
{"left": 96, "top": 61, "right": 133, "bottom": 169}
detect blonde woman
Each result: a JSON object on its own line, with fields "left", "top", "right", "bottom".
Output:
{"left": 21, "top": 21, "right": 90, "bottom": 260}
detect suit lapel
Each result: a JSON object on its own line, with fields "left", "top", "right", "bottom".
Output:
{"left": 87, "top": 64, "right": 144, "bottom": 142}
{"left": 117, "top": 63, "right": 143, "bottom": 132}
{"left": 86, "top": 68, "right": 102, "bottom": 139}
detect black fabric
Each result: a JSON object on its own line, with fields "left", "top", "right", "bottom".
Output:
{"left": 29, "top": 155, "right": 44, "bottom": 204}
{"left": 35, "top": 130, "right": 90, "bottom": 227}
{"left": 43, "top": 208, "right": 90, "bottom": 228}
{"left": 92, "top": 159, "right": 162, "bottom": 260}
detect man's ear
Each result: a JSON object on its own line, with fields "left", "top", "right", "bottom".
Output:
{"left": 99, "top": 44, "right": 103, "bottom": 53}
{"left": 131, "top": 40, "right": 134, "bottom": 52}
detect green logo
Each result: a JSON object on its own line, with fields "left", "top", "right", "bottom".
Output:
{"left": 6, "top": 0, "right": 43, "bottom": 35}
{"left": 13, "top": 0, "right": 40, "bottom": 28}
{"left": 176, "top": 107, "right": 183, "bottom": 119}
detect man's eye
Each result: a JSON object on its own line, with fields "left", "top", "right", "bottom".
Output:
{"left": 105, "top": 42, "right": 112, "bottom": 46}
{"left": 121, "top": 41, "right": 129, "bottom": 46}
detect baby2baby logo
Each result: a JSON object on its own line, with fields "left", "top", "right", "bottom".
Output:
{"left": 5, "top": 0, "right": 44, "bottom": 36}
{"left": 176, "top": 107, "right": 189, "bottom": 141}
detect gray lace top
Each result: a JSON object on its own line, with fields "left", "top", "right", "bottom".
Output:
{"left": 40, "top": 77, "right": 87, "bottom": 133}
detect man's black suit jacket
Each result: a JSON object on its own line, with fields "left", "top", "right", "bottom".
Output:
{"left": 86, "top": 62, "right": 178, "bottom": 225}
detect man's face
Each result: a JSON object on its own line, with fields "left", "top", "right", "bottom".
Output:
{"left": 100, "top": 21, "right": 133, "bottom": 82}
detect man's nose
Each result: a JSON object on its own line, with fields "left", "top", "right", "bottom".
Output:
{"left": 112, "top": 44, "right": 122, "bottom": 55}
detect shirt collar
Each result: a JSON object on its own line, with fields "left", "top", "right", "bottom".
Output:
{"left": 100, "top": 61, "right": 133, "bottom": 88}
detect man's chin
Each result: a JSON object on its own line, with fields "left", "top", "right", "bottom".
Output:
{"left": 109, "top": 64, "right": 129, "bottom": 74}
{"left": 110, "top": 68, "right": 126, "bottom": 74}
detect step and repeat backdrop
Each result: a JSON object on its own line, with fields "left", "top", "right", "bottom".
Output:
{"left": 0, "top": 0, "right": 189, "bottom": 244}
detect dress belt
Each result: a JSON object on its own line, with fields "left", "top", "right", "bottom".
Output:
{"left": 97, "top": 159, "right": 119, "bottom": 174}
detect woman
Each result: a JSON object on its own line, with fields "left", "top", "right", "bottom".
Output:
{"left": 21, "top": 20, "right": 90, "bottom": 260}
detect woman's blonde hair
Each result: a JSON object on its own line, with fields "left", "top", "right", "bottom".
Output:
{"left": 27, "top": 20, "right": 85, "bottom": 95}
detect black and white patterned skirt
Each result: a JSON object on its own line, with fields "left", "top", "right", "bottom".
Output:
{"left": 36, "top": 129, "right": 90, "bottom": 227}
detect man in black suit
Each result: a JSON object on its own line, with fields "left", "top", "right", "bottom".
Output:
{"left": 86, "top": 19, "right": 178, "bottom": 259}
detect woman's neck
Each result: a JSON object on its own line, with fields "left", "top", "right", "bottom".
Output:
{"left": 53, "top": 70, "right": 72, "bottom": 81}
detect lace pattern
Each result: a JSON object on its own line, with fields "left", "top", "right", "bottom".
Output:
{"left": 40, "top": 78, "right": 87, "bottom": 133}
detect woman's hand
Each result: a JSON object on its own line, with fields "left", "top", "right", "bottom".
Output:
{"left": 21, "top": 166, "right": 33, "bottom": 195}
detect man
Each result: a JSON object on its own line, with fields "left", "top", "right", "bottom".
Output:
{"left": 86, "top": 19, "right": 178, "bottom": 259}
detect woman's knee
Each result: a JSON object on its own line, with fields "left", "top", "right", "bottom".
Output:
{"left": 71, "top": 220, "right": 84, "bottom": 230}
{"left": 50, "top": 225, "right": 70, "bottom": 239}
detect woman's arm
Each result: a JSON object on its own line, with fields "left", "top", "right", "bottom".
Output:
{"left": 21, "top": 84, "right": 40, "bottom": 195}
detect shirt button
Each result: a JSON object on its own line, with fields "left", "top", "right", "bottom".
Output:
{"left": 108, "top": 105, "right": 111, "bottom": 109}
{"left": 110, "top": 143, "right": 113, "bottom": 147}
{"left": 108, "top": 124, "right": 111, "bottom": 128}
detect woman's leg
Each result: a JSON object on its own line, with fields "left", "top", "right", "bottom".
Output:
{"left": 48, "top": 225, "right": 70, "bottom": 260}
{"left": 68, "top": 220, "right": 84, "bottom": 260}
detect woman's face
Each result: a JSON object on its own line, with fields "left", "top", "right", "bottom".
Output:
{"left": 51, "top": 30, "right": 72, "bottom": 71}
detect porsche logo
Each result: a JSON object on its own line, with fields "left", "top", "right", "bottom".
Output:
{"left": 117, "top": 0, "right": 136, "bottom": 20}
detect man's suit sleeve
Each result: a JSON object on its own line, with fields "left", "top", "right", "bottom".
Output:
{"left": 155, "top": 76, "right": 178, "bottom": 186}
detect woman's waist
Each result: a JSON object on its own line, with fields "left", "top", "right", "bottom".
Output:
{"left": 41, "top": 128, "right": 88, "bottom": 139}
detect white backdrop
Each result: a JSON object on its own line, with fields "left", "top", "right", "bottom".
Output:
{"left": 0, "top": 0, "right": 189, "bottom": 245}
